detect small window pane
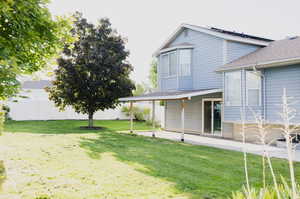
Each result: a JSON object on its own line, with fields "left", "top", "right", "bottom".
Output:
{"left": 169, "top": 52, "right": 177, "bottom": 76}
{"left": 179, "top": 49, "right": 191, "bottom": 76}
{"left": 225, "top": 71, "right": 241, "bottom": 106}
{"left": 161, "top": 54, "right": 169, "bottom": 77}
{"left": 246, "top": 71, "right": 261, "bottom": 106}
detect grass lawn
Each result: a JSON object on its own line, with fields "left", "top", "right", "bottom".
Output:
{"left": 1, "top": 120, "right": 300, "bottom": 199}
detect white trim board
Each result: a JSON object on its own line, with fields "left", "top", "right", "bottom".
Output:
{"left": 119, "top": 89, "right": 222, "bottom": 102}
{"left": 159, "top": 45, "right": 194, "bottom": 54}
{"left": 216, "top": 57, "right": 300, "bottom": 72}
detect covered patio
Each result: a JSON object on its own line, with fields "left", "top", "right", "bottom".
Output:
{"left": 119, "top": 88, "right": 222, "bottom": 142}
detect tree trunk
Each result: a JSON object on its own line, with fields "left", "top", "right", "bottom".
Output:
{"left": 88, "top": 112, "right": 94, "bottom": 128}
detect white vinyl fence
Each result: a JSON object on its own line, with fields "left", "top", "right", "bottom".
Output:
{"left": 6, "top": 89, "right": 164, "bottom": 125}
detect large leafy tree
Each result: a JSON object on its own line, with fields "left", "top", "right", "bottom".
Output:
{"left": 133, "top": 82, "right": 150, "bottom": 96}
{"left": 47, "top": 13, "right": 135, "bottom": 128}
{"left": 148, "top": 59, "right": 158, "bottom": 89}
{"left": 0, "top": 0, "right": 73, "bottom": 100}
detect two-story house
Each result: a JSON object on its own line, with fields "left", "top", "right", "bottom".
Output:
{"left": 120, "top": 23, "right": 300, "bottom": 144}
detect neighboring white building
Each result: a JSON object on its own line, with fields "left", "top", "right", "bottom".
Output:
{"left": 7, "top": 80, "right": 164, "bottom": 124}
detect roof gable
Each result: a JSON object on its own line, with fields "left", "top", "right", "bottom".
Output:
{"left": 154, "top": 24, "right": 273, "bottom": 56}
{"left": 216, "top": 36, "right": 300, "bottom": 72}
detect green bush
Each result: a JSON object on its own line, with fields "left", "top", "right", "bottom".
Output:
{"left": 121, "top": 106, "right": 150, "bottom": 121}
{"left": 159, "top": 100, "right": 165, "bottom": 106}
{"left": 2, "top": 105, "right": 11, "bottom": 120}
{"left": 145, "top": 119, "right": 160, "bottom": 128}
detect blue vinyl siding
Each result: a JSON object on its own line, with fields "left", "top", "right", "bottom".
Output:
{"left": 265, "top": 64, "right": 300, "bottom": 123}
{"left": 223, "top": 107, "right": 242, "bottom": 121}
{"left": 160, "top": 77, "right": 177, "bottom": 91}
{"left": 190, "top": 32, "right": 223, "bottom": 90}
{"left": 179, "top": 76, "right": 193, "bottom": 90}
{"left": 227, "top": 41, "right": 260, "bottom": 63}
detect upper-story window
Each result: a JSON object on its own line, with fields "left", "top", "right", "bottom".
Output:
{"left": 179, "top": 49, "right": 191, "bottom": 76}
{"left": 169, "top": 52, "right": 177, "bottom": 76}
{"left": 161, "top": 49, "right": 191, "bottom": 77}
{"left": 225, "top": 71, "right": 241, "bottom": 106}
{"left": 246, "top": 70, "right": 261, "bottom": 106}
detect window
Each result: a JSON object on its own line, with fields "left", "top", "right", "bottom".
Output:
{"left": 246, "top": 71, "right": 261, "bottom": 106}
{"left": 160, "top": 49, "right": 192, "bottom": 77}
{"left": 169, "top": 52, "right": 177, "bottom": 76}
{"left": 179, "top": 49, "right": 191, "bottom": 76}
{"left": 225, "top": 71, "right": 241, "bottom": 106}
{"left": 161, "top": 54, "right": 169, "bottom": 77}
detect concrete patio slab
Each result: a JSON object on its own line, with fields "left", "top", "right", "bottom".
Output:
{"left": 136, "top": 130, "right": 300, "bottom": 162}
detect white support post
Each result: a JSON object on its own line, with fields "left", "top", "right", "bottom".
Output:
{"left": 152, "top": 100, "right": 156, "bottom": 137}
{"left": 211, "top": 101, "right": 214, "bottom": 134}
{"left": 130, "top": 101, "right": 133, "bottom": 133}
{"left": 181, "top": 99, "right": 185, "bottom": 142}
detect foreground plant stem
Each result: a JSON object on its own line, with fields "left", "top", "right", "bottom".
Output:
{"left": 281, "top": 89, "right": 297, "bottom": 198}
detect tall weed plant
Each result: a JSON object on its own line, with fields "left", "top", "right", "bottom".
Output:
{"left": 231, "top": 88, "right": 299, "bottom": 199}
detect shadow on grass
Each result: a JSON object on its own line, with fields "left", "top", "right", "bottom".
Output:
{"left": 4, "top": 120, "right": 150, "bottom": 134}
{"left": 0, "top": 160, "right": 6, "bottom": 191}
{"left": 80, "top": 130, "right": 300, "bottom": 199}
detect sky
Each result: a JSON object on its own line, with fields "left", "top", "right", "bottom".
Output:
{"left": 48, "top": 0, "right": 300, "bottom": 85}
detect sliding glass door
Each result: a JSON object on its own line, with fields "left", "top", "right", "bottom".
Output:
{"left": 202, "top": 99, "right": 222, "bottom": 135}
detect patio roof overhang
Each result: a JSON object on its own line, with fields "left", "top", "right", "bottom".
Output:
{"left": 119, "top": 88, "right": 222, "bottom": 102}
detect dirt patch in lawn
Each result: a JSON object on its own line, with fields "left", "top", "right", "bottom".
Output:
{"left": 0, "top": 132, "right": 188, "bottom": 199}
{"left": 79, "top": 126, "right": 104, "bottom": 130}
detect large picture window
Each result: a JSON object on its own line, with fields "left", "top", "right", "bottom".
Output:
{"left": 179, "top": 49, "right": 191, "bottom": 76}
{"left": 246, "top": 71, "right": 261, "bottom": 106}
{"left": 225, "top": 71, "right": 241, "bottom": 106}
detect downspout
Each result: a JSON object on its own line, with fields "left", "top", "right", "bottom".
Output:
{"left": 176, "top": 49, "right": 180, "bottom": 90}
{"left": 263, "top": 70, "right": 266, "bottom": 120}
{"left": 242, "top": 69, "right": 246, "bottom": 122}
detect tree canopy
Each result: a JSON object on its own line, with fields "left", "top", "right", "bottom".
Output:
{"left": 0, "top": 0, "right": 73, "bottom": 100}
{"left": 46, "top": 13, "right": 135, "bottom": 128}
{"left": 148, "top": 59, "right": 158, "bottom": 89}
{"left": 133, "top": 82, "right": 150, "bottom": 96}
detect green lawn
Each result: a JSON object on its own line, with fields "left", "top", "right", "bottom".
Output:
{"left": 4, "top": 120, "right": 151, "bottom": 134}
{"left": 2, "top": 120, "right": 300, "bottom": 199}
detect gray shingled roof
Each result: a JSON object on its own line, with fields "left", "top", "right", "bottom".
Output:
{"left": 217, "top": 36, "right": 300, "bottom": 72}
{"left": 22, "top": 80, "right": 52, "bottom": 89}
{"left": 119, "top": 88, "right": 222, "bottom": 101}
